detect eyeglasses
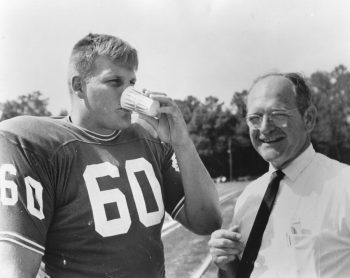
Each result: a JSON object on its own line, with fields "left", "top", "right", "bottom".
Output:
{"left": 246, "top": 108, "right": 299, "bottom": 129}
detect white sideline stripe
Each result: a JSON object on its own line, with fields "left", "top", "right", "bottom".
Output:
{"left": 190, "top": 254, "right": 212, "bottom": 278}
{"left": 220, "top": 191, "right": 237, "bottom": 203}
{"left": 162, "top": 219, "right": 178, "bottom": 231}
{"left": 188, "top": 191, "right": 240, "bottom": 277}
{"left": 0, "top": 238, "right": 44, "bottom": 255}
{"left": 161, "top": 222, "right": 181, "bottom": 238}
{"left": 0, "top": 231, "right": 45, "bottom": 250}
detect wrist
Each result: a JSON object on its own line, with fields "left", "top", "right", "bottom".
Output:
{"left": 172, "top": 137, "right": 195, "bottom": 153}
{"left": 217, "top": 259, "right": 239, "bottom": 278}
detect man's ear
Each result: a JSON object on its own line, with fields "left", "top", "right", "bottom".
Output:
{"left": 71, "top": 76, "right": 84, "bottom": 98}
{"left": 303, "top": 105, "right": 317, "bottom": 133}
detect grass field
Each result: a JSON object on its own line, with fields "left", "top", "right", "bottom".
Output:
{"left": 163, "top": 181, "right": 248, "bottom": 278}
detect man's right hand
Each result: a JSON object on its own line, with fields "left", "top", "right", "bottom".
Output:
{"left": 208, "top": 225, "right": 244, "bottom": 271}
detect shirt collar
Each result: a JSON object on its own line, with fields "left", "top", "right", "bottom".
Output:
{"left": 269, "top": 144, "right": 316, "bottom": 181}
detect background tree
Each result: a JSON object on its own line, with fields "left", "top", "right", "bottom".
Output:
{"left": 1, "top": 65, "right": 349, "bottom": 179}
{"left": 0, "top": 91, "right": 51, "bottom": 121}
{"left": 229, "top": 90, "right": 268, "bottom": 178}
{"left": 174, "top": 95, "right": 200, "bottom": 124}
{"left": 310, "top": 64, "right": 350, "bottom": 162}
{"left": 176, "top": 96, "right": 241, "bottom": 178}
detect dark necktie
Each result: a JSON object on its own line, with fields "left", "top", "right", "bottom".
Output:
{"left": 237, "top": 169, "right": 285, "bottom": 278}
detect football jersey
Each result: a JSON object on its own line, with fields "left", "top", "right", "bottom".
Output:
{"left": 0, "top": 115, "right": 185, "bottom": 278}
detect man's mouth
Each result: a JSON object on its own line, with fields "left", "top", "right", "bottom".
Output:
{"left": 259, "top": 136, "right": 284, "bottom": 144}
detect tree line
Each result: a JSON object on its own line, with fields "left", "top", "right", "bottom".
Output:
{"left": 1, "top": 65, "right": 349, "bottom": 179}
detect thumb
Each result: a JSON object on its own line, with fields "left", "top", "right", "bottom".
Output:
{"left": 228, "top": 225, "right": 243, "bottom": 242}
{"left": 228, "top": 225, "right": 240, "bottom": 232}
{"left": 138, "top": 114, "right": 158, "bottom": 130}
{"left": 134, "top": 114, "right": 158, "bottom": 138}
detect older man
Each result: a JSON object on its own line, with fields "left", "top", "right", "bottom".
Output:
{"left": 209, "top": 73, "right": 350, "bottom": 278}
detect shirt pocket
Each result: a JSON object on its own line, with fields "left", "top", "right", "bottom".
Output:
{"left": 288, "top": 233, "right": 319, "bottom": 277}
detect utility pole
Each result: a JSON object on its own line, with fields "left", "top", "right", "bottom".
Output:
{"left": 228, "top": 139, "right": 233, "bottom": 181}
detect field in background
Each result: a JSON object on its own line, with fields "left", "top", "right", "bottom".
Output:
{"left": 162, "top": 181, "right": 248, "bottom": 278}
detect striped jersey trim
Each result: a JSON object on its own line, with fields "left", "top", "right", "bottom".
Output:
{"left": 171, "top": 197, "right": 185, "bottom": 220}
{"left": 0, "top": 231, "right": 45, "bottom": 255}
{"left": 66, "top": 116, "right": 121, "bottom": 141}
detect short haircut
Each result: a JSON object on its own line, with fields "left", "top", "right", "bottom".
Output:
{"left": 68, "top": 33, "right": 138, "bottom": 81}
{"left": 249, "top": 72, "right": 313, "bottom": 114}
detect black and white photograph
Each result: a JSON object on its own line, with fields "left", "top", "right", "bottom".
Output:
{"left": 0, "top": 0, "right": 349, "bottom": 277}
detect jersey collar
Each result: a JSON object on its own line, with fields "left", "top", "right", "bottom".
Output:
{"left": 66, "top": 116, "right": 121, "bottom": 142}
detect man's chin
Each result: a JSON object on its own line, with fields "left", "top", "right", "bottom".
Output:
{"left": 112, "top": 119, "right": 131, "bottom": 131}
{"left": 118, "top": 121, "right": 131, "bottom": 130}
{"left": 259, "top": 150, "right": 281, "bottom": 165}
{"left": 117, "top": 114, "right": 132, "bottom": 129}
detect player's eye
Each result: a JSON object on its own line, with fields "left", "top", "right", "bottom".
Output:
{"left": 108, "top": 79, "right": 123, "bottom": 87}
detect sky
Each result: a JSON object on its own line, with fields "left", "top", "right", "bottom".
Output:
{"left": 0, "top": 0, "right": 349, "bottom": 114}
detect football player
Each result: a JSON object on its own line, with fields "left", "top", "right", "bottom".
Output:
{"left": 0, "top": 33, "right": 222, "bottom": 277}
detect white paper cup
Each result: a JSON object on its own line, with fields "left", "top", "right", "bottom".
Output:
{"left": 120, "top": 87, "right": 160, "bottom": 117}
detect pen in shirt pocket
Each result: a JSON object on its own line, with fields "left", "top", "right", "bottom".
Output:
{"left": 286, "top": 219, "right": 302, "bottom": 246}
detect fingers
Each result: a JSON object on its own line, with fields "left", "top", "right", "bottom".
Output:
{"left": 149, "top": 95, "right": 174, "bottom": 107}
{"left": 142, "top": 89, "right": 177, "bottom": 108}
{"left": 142, "top": 90, "right": 181, "bottom": 117}
{"left": 150, "top": 95, "right": 182, "bottom": 117}
{"left": 209, "top": 242, "right": 243, "bottom": 256}
{"left": 208, "top": 227, "right": 244, "bottom": 270}
{"left": 143, "top": 89, "right": 167, "bottom": 98}
{"left": 228, "top": 225, "right": 241, "bottom": 237}
{"left": 211, "top": 253, "right": 237, "bottom": 270}
{"left": 208, "top": 235, "right": 244, "bottom": 251}
{"left": 210, "top": 227, "right": 243, "bottom": 242}
{"left": 229, "top": 224, "right": 240, "bottom": 231}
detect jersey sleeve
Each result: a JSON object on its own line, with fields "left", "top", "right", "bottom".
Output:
{"left": 161, "top": 143, "right": 185, "bottom": 219}
{"left": 0, "top": 134, "right": 55, "bottom": 255}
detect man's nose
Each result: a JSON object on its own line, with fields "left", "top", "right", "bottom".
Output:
{"left": 259, "top": 114, "right": 275, "bottom": 132}
{"left": 121, "top": 84, "right": 132, "bottom": 93}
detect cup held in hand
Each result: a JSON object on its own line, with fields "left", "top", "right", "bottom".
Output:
{"left": 120, "top": 87, "right": 160, "bottom": 117}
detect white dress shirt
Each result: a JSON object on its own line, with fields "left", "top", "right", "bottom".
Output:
{"left": 233, "top": 145, "right": 350, "bottom": 278}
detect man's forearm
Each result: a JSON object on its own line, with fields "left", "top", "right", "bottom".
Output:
{"left": 173, "top": 140, "right": 222, "bottom": 234}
